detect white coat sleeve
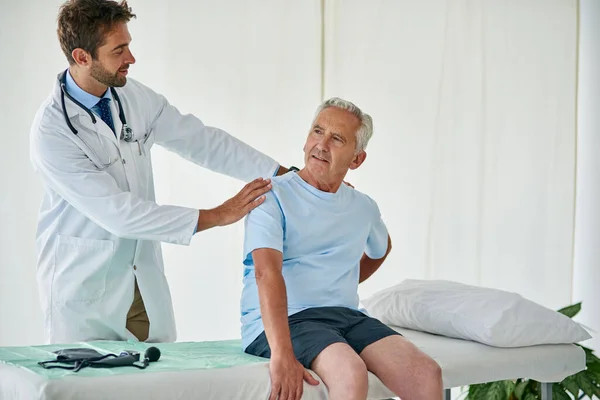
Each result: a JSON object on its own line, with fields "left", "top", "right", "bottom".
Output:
{"left": 31, "top": 127, "right": 199, "bottom": 245}
{"left": 141, "top": 84, "right": 280, "bottom": 181}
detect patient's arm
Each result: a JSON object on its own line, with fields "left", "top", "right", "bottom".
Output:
{"left": 253, "top": 248, "right": 319, "bottom": 399}
{"left": 253, "top": 248, "right": 293, "bottom": 356}
{"left": 359, "top": 234, "right": 392, "bottom": 283}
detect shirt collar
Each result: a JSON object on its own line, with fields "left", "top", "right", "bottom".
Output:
{"left": 64, "top": 69, "right": 112, "bottom": 110}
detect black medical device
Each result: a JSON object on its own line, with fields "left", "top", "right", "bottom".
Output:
{"left": 38, "top": 346, "right": 161, "bottom": 372}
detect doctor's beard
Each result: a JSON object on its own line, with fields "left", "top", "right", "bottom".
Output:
{"left": 90, "top": 60, "right": 127, "bottom": 88}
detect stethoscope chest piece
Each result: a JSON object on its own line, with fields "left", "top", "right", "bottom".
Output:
{"left": 122, "top": 124, "right": 133, "bottom": 142}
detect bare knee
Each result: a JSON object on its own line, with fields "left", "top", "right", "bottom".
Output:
{"left": 343, "top": 357, "right": 369, "bottom": 392}
{"left": 324, "top": 356, "right": 368, "bottom": 393}
{"left": 420, "top": 356, "right": 443, "bottom": 386}
{"left": 313, "top": 349, "right": 368, "bottom": 399}
{"left": 360, "top": 335, "right": 442, "bottom": 399}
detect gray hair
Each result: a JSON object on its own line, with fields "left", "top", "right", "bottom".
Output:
{"left": 313, "top": 97, "right": 373, "bottom": 153}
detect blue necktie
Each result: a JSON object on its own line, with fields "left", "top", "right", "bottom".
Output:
{"left": 94, "top": 98, "right": 115, "bottom": 134}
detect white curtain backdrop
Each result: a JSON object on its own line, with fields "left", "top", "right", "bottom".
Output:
{"left": 0, "top": 0, "right": 70, "bottom": 347}
{"left": 323, "top": 0, "right": 578, "bottom": 311}
{"left": 573, "top": 0, "right": 600, "bottom": 353}
{"left": 0, "top": 0, "right": 580, "bottom": 355}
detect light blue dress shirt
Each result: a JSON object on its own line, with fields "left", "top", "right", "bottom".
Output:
{"left": 64, "top": 69, "right": 112, "bottom": 115}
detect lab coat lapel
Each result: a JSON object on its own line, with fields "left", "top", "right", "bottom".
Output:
{"left": 95, "top": 118, "right": 119, "bottom": 147}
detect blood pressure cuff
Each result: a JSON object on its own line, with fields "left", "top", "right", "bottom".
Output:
{"left": 38, "top": 348, "right": 119, "bottom": 372}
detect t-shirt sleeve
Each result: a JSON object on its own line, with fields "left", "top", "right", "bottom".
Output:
{"left": 365, "top": 200, "right": 389, "bottom": 259}
{"left": 243, "top": 191, "right": 285, "bottom": 266}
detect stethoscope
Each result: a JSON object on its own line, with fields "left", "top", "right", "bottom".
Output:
{"left": 58, "top": 71, "right": 140, "bottom": 169}
{"left": 59, "top": 70, "right": 134, "bottom": 141}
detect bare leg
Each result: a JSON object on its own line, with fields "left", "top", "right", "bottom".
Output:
{"left": 310, "top": 342, "right": 369, "bottom": 400}
{"left": 360, "top": 335, "right": 443, "bottom": 400}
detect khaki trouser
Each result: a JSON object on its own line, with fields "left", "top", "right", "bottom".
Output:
{"left": 126, "top": 279, "right": 149, "bottom": 341}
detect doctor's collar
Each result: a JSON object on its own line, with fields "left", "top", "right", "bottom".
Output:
{"left": 64, "top": 69, "right": 112, "bottom": 110}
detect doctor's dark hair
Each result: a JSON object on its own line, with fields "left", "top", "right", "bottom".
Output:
{"left": 57, "top": 0, "right": 136, "bottom": 65}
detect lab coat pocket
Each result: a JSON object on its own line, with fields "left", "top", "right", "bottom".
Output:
{"left": 142, "top": 129, "right": 154, "bottom": 147}
{"left": 136, "top": 130, "right": 154, "bottom": 158}
{"left": 53, "top": 235, "right": 115, "bottom": 303}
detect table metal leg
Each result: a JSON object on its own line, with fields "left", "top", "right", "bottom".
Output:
{"left": 443, "top": 388, "right": 451, "bottom": 400}
{"left": 541, "top": 382, "right": 553, "bottom": 400}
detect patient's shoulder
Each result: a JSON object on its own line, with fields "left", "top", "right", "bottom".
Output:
{"left": 268, "top": 172, "right": 299, "bottom": 194}
{"left": 345, "top": 186, "right": 381, "bottom": 214}
{"left": 254, "top": 173, "right": 294, "bottom": 209}
{"left": 270, "top": 172, "right": 296, "bottom": 185}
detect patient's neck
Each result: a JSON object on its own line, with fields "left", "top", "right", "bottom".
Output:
{"left": 297, "top": 169, "right": 343, "bottom": 193}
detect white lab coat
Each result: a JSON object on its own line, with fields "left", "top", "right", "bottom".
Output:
{"left": 30, "top": 72, "right": 278, "bottom": 344}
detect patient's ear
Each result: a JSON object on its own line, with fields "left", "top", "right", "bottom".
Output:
{"left": 349, "top": 151, "right": 366, "bottom": 170}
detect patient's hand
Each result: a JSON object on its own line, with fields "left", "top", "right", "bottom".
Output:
{"left": 269, "top": 352, "right": 319, "bottom": 400}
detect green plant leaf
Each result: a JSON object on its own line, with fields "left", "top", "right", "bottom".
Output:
{"left": 467, "top": 383, "right": 493, "bottom": 400}
{"left": 581, "top": 345, "right": 596, "bottom": 359}
{"left": 478, "top": 385, "right": 496, "bottom": 400}
{"left": 474, "top": 384, "right": 495, "bottom": 400}
{"left": 528, "top": 380, "right": 541, "bottom": 396}
{"left": 560, "top": 375, "right": 581, "bottom": 398}
{"left": 490, "top": 381, "right": 515, "bottom": 400}
{"left": 552, "top": 384, "right": 572, "bottom": 400}
{"left": 581, "top": 348, "right": 600, "bottom": 371}
{"left": 467, "top": 381, "right": 515, "bottom": 400}
{"left": 516, "top": 380, "right": 540, "bottom": 400}
{"left": 557, "top": 303, "right": 582, "bottom": 318}
{"left": 588, "top": 359, "right": 600, "bottom": 375}
{"left": 576, "top": 372, "right": 599, "bottom": 398}
{"left": 523, "top": 393, "right": 537, "bottom": 400}
{"left": 587, "top": 368, "right": 600, "bottom": 386}
{"left": 514, "top": 380, "right": 529, "bottom": 399}
{"left": 585, "top": 371, "right": 600, "bottom": 398}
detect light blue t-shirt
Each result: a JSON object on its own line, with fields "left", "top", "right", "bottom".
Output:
{"left": 240, "top": 172, "right": 389, "bottom": 350}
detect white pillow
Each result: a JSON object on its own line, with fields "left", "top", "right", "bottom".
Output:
{"left": 362, "top": 279, "right": 591, "bottom": 347}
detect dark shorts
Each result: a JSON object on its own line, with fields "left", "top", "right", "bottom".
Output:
{"left": 245, "top": 306, "right": 401, "bottom": 369}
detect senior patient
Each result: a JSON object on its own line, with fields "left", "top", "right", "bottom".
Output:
{"left": 240, "top": 97, "right": 443, "bottom": 400}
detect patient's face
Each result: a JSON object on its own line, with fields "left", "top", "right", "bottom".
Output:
{"left": 303, "top": 107, "right": 366, "bottom": 182}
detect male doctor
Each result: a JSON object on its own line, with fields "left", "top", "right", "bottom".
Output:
{"left": 30, "top": 0, "right": 290, "bottom": 344}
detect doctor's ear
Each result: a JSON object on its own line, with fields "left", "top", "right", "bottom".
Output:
{"left": 71, "top": 49, "right": 93, "bottom": 67}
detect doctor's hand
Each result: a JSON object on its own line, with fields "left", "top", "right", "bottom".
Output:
{"left": 268, "top": 352, "right": 319, "bottom": 400}
{"left": 197, "top": 178, "right": 272, "bottom": 232}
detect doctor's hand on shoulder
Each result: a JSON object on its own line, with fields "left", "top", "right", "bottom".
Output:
{"left": 195, "top": 177, "right": 272, "bottom": 232}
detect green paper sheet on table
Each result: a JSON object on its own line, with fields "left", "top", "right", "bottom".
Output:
{"left": 0, "top": 339, "right": 268, "bottom": 379}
